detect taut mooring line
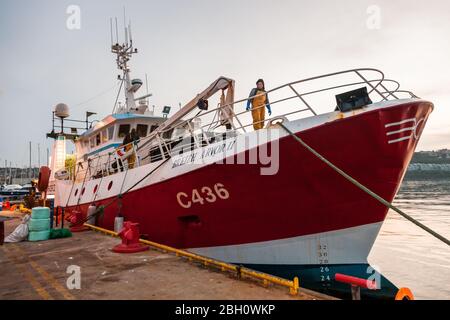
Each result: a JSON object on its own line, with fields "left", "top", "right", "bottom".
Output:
{"left": 279, "top": 122, "right": 450, "bottom": 247}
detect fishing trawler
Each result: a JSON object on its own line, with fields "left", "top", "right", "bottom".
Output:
{"left": 45, "top": 21, "right": 433, "bottom": 299}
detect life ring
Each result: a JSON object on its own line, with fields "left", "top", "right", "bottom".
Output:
{"left": 116, "top": 146, "right": 126, "bottom": 157}
{"left": 116, "top": 145, "right": 133, "bottom": 160}
{"left": 37, "top": 166, "right": 51, "bottom": 192}
{"left": 395, "top": 287, "right": 414, "bottom": 300}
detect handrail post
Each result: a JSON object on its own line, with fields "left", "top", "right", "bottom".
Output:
{"left": 160, "top": 136, "right": 172, "bottom": 157}
{"left": 288, "top": 84, "right": 317, "bottom": 115}
{"left": 200, "top": 128, "right": 210, "bottom": 146}
{"left": 156, "top": 134, "right": 167, "bottom": 160}
{"left": 105, "top": 152, "right": 112, "bottom": 176}
{"left": 186, "top": 121, "right": 201, "bottom": 149}
{"left": 354, "top": 70, "right": 389, "bottom": 101}
{"left": 378, "top": 82, "right": 399, "bottom": 100}
{"left": 132, "top": 142, "right": 140, "bottom": 167}
{"left": 61, "top": 207, "right": 65, "bottom": 229}
{"left": 224, "top": 103, "right": 246, "bottom": 133}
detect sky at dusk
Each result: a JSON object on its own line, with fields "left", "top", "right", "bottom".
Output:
{"left": 1, "top": 0, "right": 449, "bottom": 167}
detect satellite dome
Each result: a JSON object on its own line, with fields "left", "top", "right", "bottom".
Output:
{"left": 129, "top": 78, "right": 143, "bottom": 93}
{"left": 55, "top": 103, "right": 70, "bottom": 118}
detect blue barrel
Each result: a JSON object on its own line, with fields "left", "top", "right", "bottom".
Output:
{"left": 29, "top": 207, "right": 51, "bottom": 242}
{"left": 28, "top": 230, "right": 50, "bottom": 242}
{"left": 31, "top": 207, "right": 50, "bottom": 219}
{"left": 0, "top": 196, "right": 3, "bottom": 211}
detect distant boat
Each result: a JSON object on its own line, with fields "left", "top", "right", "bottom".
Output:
{"left": 0, "top": 184, "right": 37, "bottom": 199}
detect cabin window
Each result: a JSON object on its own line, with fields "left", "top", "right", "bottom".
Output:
{"left": 108, "top": 126, "right": 114, "bottom": 140}
{"left": 90, "top": 137, "right": 95, "bottom": 148}
{"left": 150, "top": 125, "right": 159, "bottom": 133}
{"left": 101, "top": 129, "right": 108, "bottom": 143}
{"left": 96, "top": 133, "right": 101, "bottom": 146}
{"left": 118, "top": 124, "right": 131, "bottom": 138}
{"left": 162, "top": 128, "right": 174, "bottom": 140}
{"left": 136, "top": 124, "right": 148, "bottom": 138}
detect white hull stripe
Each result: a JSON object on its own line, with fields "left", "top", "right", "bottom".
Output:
{"left": 388, "top": 135, "right": 413, "bottom": 144}
{"left": 385, "top": 117, "right": 425, "bottom": 145}
{"left": 188, "top": 222, "right": 383, "bottom": 266}
{"left": 386, "top": 127, "right": 415, "bottom": 136}
{"left": 385, "top": 118, "right": 416, "bottom": 128}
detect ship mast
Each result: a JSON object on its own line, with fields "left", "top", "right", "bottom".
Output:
{"left": 111, "top": 16, "right": 139, "bottom": 114}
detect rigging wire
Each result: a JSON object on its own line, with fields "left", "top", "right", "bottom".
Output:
{"left": 112, "top": 79, "right": 124, "bottom": 114}
{"left": 73, "top": 81, "right": 121, "bottom": 108}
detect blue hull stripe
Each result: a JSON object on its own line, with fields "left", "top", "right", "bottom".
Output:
{"left": 87, "top": 143, "right": 121, "bottom": 157}
{"left": 240, "top": 263, "right": 399, "bottom": 300}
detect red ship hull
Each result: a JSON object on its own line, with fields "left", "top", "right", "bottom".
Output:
{"left": 64, "top": 100, "right": 433, "bottom": 299}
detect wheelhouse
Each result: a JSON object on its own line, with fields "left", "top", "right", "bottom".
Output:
{"left": 75, "top": 113, "right": 166, "bottom": 159}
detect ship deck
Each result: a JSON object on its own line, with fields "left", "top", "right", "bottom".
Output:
{"left": 0, "top": 212, "right": 334, "bottom": 300}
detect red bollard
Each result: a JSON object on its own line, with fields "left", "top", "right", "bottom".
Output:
{"left": 69, "top": 210, "right": 89, "bottom": 232}
{"left": 335, "top": 273, "right": 378, "bottom": 300}
{"left": 112, "top": 221, "right": 149, "bottom": 254}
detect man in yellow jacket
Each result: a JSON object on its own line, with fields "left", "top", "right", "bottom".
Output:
{"left": 246, "top": 79, "right": 272, "bottom": 130}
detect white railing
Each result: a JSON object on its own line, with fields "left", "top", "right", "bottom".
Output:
{"left": 70, "top": 68, "right": 419, "bottom": 183}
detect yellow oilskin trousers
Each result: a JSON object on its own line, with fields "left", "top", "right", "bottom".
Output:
{"left": 252, "top": 90, "right": 267, "bottom": 130}
{"left": 125, "top": 144, "right": 136, "bottom": 169}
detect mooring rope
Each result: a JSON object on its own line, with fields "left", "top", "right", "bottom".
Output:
{"left": 72, "top": 156, "right": 171, "bottom": 226}
{"left": 278, "top": 122, "right": 450, "bottom": 247}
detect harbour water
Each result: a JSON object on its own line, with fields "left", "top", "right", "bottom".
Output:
{"left": 369, "top": 178, "right": 450, "bottom": 300}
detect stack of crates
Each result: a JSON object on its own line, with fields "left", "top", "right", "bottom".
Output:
{"left": 28, "top": 207, "right": 51, "bottom": 241}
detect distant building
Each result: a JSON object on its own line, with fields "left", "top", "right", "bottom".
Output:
{"left": 409, "top": 163, "right": 450, "bottom": 171}
{"left": 411, "top": 149, "right": 450, "bottom": 164}
{"left": 0, "top": 167, "right": 39, "bottom": 185}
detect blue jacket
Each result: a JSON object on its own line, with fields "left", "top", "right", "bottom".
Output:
{"left": 246, "top": 88, "right": 271, "bottom": 111}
